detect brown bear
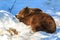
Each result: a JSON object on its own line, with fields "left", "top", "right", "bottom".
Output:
{"left": 15, "top": 7, "right": 56, "bottom": 33}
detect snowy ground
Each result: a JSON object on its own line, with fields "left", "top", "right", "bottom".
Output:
{"left": 0, "top": 10, "right": 60, "bottom": 40}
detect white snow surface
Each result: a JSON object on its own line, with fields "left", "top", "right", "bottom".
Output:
{"left": 0, "top": 10, "right": 60, "bottom": 40}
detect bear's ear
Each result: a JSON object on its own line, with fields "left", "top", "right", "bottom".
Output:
{"left": 35, "top": 9, "right": 42, "bottom": 12}
{"left": 24, "top": 7, "right": 30, "bottom": 16}
{"left": 24, "top": 7, "right": 29, "bottom": 10}
{"left": 33, "top": 8, "right": 42, "bottom": 13}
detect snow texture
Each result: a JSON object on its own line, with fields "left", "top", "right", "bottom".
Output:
{"left": 0, "top": 10, "right": 60, "bottom": 40}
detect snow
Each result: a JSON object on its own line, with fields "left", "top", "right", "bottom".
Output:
{"left": 56, "top": 12, "right": 60, "bottom": 16}
{"left": 0, "top": 10, "right": 60, "bottom": 40}
{"left": 0, "top": 10, "right": 34, "bottom": 40}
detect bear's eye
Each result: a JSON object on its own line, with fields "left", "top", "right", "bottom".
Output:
{"left": 24, "top": 10, "right": 30, "bottom": 17}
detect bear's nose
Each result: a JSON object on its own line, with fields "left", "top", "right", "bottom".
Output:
{"left": 15, "top": 15, "right": 17, "bottom": 17}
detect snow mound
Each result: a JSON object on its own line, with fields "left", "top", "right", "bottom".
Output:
{"left": 0, "top": 10, "right": 34, "bottom": 40}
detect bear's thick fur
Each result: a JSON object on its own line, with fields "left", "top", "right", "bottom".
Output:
{"left": 16, "top": 7, "right": 56, "bottom": 33}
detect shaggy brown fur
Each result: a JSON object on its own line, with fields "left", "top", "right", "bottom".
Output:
{"left": 15, "top": 7, "right": 56, "bottom": 33}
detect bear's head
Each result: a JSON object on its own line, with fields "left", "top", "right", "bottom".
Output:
{"left": 15, "top": 7, "right": 42, "bottom": 20}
